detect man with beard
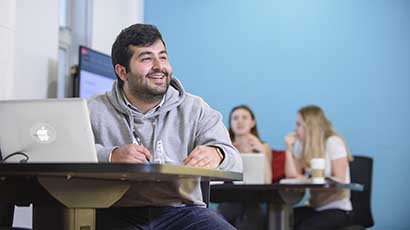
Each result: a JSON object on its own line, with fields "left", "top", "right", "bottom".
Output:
{"left": 87, "top": 23, "right": 242, "bottom": 230}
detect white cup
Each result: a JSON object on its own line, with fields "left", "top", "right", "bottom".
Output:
{"left": 310, "top": 158, "right": 325, "bottom": 184}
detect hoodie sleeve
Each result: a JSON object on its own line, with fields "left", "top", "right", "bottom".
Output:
{"left": 87, "top": 95, "right": 121, "bottom": 162}
{"left": 194, "top": 99, "right": 243, "bottom": 173}
{"left": 95, "top": 144, "right": 115, "bottom": 162}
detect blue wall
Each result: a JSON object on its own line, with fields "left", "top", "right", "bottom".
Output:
{"left": 145, "top": 1, "right": 410, "bottom": 229}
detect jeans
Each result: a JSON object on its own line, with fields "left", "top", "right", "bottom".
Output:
{"left": 96, "top": 206, "right": 236, "bottom": 230}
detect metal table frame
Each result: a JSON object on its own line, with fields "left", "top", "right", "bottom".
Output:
{"left": 0, "top": 163, "right": 242, "bottom": 230}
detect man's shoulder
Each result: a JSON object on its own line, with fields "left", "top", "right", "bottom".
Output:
{"left": 177, "top": 93, "right": 214, "bottom": 115}
{"left": 87, "top": 93, "right": 111, "bottom": 111}
{"left": 177, "top": 93, "right": 221, "bottom": 122}
{"left": 181, "top": 93, "right": 207, "bottom": 107}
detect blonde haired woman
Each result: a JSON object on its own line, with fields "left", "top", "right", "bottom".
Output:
{"left": 285, "top": 105, "right": 354, "bottom": 230}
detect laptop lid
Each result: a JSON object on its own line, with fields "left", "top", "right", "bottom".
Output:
{"left": 0, "top": 98, "right": 98, "bottom": 163}
{"left": 240, "top": 153, "right": 265, "bottom": 184}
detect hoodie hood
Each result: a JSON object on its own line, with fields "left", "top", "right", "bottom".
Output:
{"left": 106, "top": 77, "right": 186, "bottom": 119}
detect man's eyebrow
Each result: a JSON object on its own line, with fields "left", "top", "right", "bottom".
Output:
{"left": 137, "top": 51, "right": 153, "bottom": 58}
{"left": 137, "top": 50, "right": 167, "bottom": 58}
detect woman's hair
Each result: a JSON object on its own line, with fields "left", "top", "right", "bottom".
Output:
{"left": 228, "top": 105, "right": 260, "bottom": 141}
{"left": 298, "top": 105, "right": 352, "bottom": 166}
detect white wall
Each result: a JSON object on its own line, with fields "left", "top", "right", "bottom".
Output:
{"left": 0, "top": 0, "right": 16, "bottom": 99}
{"left": 13, "top": 0, "right": 59, "bottom": 99}
{"left": 92, "top": 0, "right": 144, "bottom": 54}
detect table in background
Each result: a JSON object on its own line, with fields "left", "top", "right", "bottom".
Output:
{"left": 210, "top": 179, "right": 363, "bottom": 230}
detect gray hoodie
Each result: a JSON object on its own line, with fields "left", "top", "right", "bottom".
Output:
{"left": 87, "top": 78, "right": 242, "bottom": 207}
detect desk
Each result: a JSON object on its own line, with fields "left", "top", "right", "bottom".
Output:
{"left": 210, "top": 179, "right": 363, "bottom": 230}
{"left": 0, "top": 163, "right": 242, "bottom": 230}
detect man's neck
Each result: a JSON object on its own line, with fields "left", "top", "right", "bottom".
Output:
{"left": 123, "top": 89, "right": 162, "bottom": 114}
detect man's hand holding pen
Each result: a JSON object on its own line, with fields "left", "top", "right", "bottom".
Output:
{"left": 111, "top": 144, "right": 152, "bottom": 163}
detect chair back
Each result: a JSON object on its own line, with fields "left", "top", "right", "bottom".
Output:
{"left": 271, "top": 149, "right": 285, "bottom": 182}
{"left": 350, "top": 155, "right": 374, "bottom": 228}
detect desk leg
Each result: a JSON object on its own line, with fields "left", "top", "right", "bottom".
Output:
{"left": 268, "top": 203, "right": 291, "bottom": 230}
{"left": 33, "top": 205, "right": 95, "bottom": 230}
{"left": 0, "top": 204, "right": 14, "bottom": 227}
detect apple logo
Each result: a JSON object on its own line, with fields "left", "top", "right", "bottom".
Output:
{"left": 31, "top": 123, "right": 56, "bottom": 143}
{"left": 36, "top": 126, "right": 50, "bottom": 142}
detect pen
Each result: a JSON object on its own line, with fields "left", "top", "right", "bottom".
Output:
{"left": 132, "top": 130, "right": 150, "bottom": 162}
{"left": 132, "top": 130, "right": 142, "bottom": 145}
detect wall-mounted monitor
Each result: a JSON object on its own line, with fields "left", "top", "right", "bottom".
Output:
{"left": 74, "top": 46, "right": 116, "bottom": 98}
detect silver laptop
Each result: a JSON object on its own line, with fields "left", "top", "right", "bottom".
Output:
{"left": 0, "top": 98, "right": 98, "bottom": 163}
{"left": 239, "top": 153, "right": 265, "bottom": 184}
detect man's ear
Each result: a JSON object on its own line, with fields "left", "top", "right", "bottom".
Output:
{"left": 114, "top": 64, "right": 128, "bottom": 82}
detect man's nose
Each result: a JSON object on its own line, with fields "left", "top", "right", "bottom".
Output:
{"left": 152, "top": 57, "right": 162, "bottom": 70}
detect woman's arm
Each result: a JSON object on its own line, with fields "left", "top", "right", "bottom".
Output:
{"left": 284, "top": 133, "right": 304, "bottom": 178}
{"left": 263, "top": 143, "right": 272, "bottom": 183}
{"left": 285, "top": 150, "right": 304, "bottom": 178}
{"left": 328, "top": 136, "right": 350, "bottom": 182}
{"left": 331, "top": 157, "right": 349, "bottom": 181}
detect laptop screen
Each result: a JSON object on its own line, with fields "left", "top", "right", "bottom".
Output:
{"left": 239, "top": 153, "right": 266, "bottom": 184}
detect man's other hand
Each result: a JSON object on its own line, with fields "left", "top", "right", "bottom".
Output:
{"left": 183, "top": 145, "right": 222, "bottom": 169}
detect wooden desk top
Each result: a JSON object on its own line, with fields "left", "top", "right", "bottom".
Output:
{"left": 0, "top": 163, "right": 242, "bottom": 182}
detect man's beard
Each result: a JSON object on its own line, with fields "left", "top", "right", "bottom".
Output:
{"left": 128, "top": 70, "right": 171, "bottom": 103}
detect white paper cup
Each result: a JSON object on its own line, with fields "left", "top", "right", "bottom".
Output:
{"left": 311, "top": 158, "right": 325, "bottom": 184}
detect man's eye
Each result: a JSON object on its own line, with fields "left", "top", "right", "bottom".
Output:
{"left": 141, "top": 57, "right": 151, "bottom": 61}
